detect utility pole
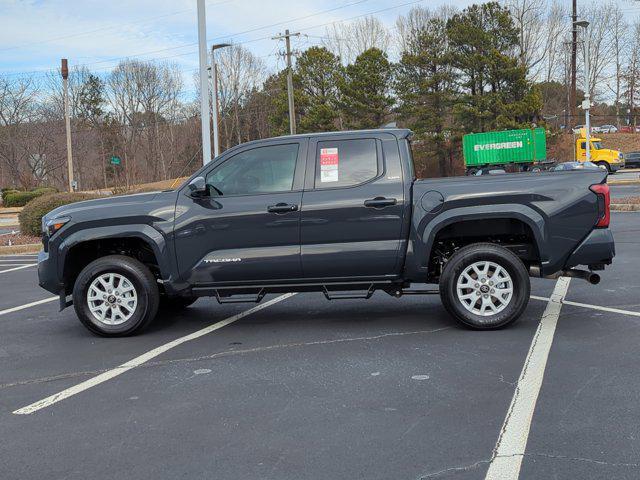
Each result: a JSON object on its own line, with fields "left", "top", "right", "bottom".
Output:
{"left": 576, "top": 20, "right": 591, "bottom": 162}
{"left": 272, "top": 30, "right": 300, "bottom": 135}
{"left": 197, "top": 0, "right": 212, "bottom": 165}
{"left": 569, "top": 0, "right": 577, "bottom": 131}
{"left": 61, "top": 59, "right": 75, "bottom": 192}
{"left": 210, "top": 43, "right": 231, "bottom": 158}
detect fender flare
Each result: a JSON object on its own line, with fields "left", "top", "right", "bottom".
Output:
{"left": 57, "top": 224, "right": 173, "bottom": 283}
{"left": 405, "top": 204, "right": 547, "bottom": 279}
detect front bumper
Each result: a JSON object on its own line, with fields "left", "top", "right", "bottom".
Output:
{"left": 564, "top": 228, "right": 615, "bottom": 270}
{"left": 610, "top": 161, "right": 625, "bottom": 172}
{"left": 37, "top": 249, "right": 61, "bottom": 295}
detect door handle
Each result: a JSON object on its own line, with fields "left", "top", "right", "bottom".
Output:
{"left": 267, "top": 203, "right": 298, "bottom": 214}
{"left": 364, "top": 197, "right": 397, "bottom": 208}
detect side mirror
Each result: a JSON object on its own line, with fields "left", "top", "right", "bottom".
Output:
{"left": 188, "top": 176, "right": 207, "bottom": 196}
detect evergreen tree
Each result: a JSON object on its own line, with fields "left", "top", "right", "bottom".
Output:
{"left": 395, "top": 17, "right": 457, "bottom": 175}
{"left": 294, "top": 47, "right": 343, "bottom": 133}
{"left": 339, "top": 48, "right": 393, "bottom": 129}
{"left": 446, "top": 2, "right": 541, "bottom": 132}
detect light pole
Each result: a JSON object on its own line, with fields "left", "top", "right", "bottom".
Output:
{"left": 575, "top": 20, "right": 591, "bottom": 162}
{"left": 210, "top": 43, "right": 231, "bottom": 158}
{"left": 197, "top": 0, "right": 212, "bottom": 165}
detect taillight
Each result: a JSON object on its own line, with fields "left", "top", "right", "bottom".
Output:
{"left": 589, "top": 183, "right": 610, "bottom": 228}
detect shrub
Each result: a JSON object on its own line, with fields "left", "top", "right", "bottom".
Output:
{"left": 3, "top": 191, "right": 42, "bottom": 207}
{"left": 31, "top": 186, "right": 58, "bottom": 195}
{"left": 1, "top": 189, "right": 19, "bottom": 202}
{"left": 19, "top": 192, "right": 102, "bottom": 236}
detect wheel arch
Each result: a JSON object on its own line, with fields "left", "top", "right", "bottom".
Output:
{"left": 405, "top": 204, "right": 546, "bottom": 281}
{"left": 58, "top": 225, "right": 173, "bottom": 294}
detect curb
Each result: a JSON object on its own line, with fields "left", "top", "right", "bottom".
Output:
{"left": 0, "top": 243, "right": 40, "bottom": 255}
{"left": 609, "top": 181, "right": 640, "bottom": 186}
{"left": 611, "top": 204, "right": 640, "bottom": 211}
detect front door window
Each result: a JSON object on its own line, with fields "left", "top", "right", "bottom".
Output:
{"left": 206, "top": 144, "right": 299, "bottom": 196}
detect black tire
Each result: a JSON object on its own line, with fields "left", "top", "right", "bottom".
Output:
{"left": 439, "top": 243, "right": 530, "bottom": 330}
{"left": 595, "top": 161, "right": 612, "bottom": 173}
{"left": 72, "top": 255, "right": 160, "bottom": 337}
{"left": 466, "top": 168, "right": 478, "bottom": 176}
{"left": 160, "top": 295, "right": 198, "bottom": 310}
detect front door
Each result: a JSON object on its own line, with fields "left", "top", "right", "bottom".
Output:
{"left": 174, "top": 140, "right": 306, "bottom": 285}
{"left": 300, "top": 134, "right": 405, "bottom": 280}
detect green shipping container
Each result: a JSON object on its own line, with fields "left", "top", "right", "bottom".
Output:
{"left": 462, "top": 128, "right": 547, "bottom": 168}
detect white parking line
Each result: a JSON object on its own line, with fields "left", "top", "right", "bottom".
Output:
{"left": 13, "top": 292, "right": 297, "bottom": 415}
{"left": 0, "top": 264, "right": 37, "bottom": 274}
{"left": 530, "top": 294, "right": 640, "bottom": 318}
{"left": 485, "top": 277, "right": 571, "bottom": 480}
{"left": 562, "top": 299, "right": 640, "bottom": 318}
{"left": 0, "top": 297, "right": 57, "bottom": 317}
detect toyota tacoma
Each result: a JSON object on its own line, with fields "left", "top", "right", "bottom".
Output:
{"left": 37, "top": 129, "right": 615, "bottom": 336}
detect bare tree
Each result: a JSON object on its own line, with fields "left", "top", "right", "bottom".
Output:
{"left": 394, "top": 5, "right": 458, "bottom": 56}
{"left": 606, "top": 4, "right": 630, "bottom": 126}
{"left": 323, "top": 16, "right": 390, "bottom": 64}
{"left": 107, "top": 60, "right": 183, "bottom": 183}
{"left": 0, "top": 76, "right": 54, "bottom": 188}
{"left": 581, "top": 2, "right": 616, "bottom": 102}
{"left": 215, "top": 44, "right": 266, "bottom": 148}
{"left": 394, "top": 6, "right": 432, "bottom": 54}
{"left": 623, "top": 22, "right": 640, "bottom": 128}
{"left": 541, "top": 0, "right": 568, "bottom": 83}
{"left": 503, "top": 0, "right": 546, "bottom": 77}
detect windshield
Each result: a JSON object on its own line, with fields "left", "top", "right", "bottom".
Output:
{"left": 591, "top": 141, "right": 602, "bottom": 150}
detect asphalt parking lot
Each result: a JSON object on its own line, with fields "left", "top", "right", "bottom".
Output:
{"left": 1, "top": 213, "right": 639, "bottom": 480}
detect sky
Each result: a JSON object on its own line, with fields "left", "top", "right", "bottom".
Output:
{"left": 0, "top": 0, "right": 473, "bottom": 79}
{"left": 1, "top": 0, "right": 639, "bottom": 93}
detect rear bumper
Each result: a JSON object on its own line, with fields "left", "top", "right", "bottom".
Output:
{"left": 564, "top": 228, "right": 615, "bottom": 270}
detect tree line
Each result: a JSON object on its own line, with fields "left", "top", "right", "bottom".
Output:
{"left": 0, "top": 1, "right": 636, "bottom": 190}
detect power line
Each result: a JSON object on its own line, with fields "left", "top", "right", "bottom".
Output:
{"left": 0, "top": 0, "right": 370, "bottom": 77}
{"left": 1, "top": 0, "right": 425, "bottom": 80}
{"left": 0, "top": 0, "right": 235, "bottom": 53}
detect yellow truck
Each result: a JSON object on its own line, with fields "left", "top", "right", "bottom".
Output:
{"left": 576, "top": 131, "right": 624, "bottom": 172}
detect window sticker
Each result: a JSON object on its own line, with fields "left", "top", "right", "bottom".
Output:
{"left": 320, "top": 147, "right": 339, "bottom": 182}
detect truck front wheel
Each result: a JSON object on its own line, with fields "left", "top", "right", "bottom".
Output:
{"left": 72, "top": 255, "right": 160, "bottom": 337}
{"left": 439, "top": 243, "right": 530, "bottom": 329}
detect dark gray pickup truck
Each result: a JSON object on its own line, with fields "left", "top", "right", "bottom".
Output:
{"left": 38, "top": 129, "right": 615, "bottom": 336}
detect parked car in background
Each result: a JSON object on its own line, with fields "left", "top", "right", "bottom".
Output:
{"left": 624, "top": 152, "right": 640, "bottom": 168}
{"left": 552, "top": 161, "right": 605, "bottom": 171}
{"left": 572, "top": 125, "right": 585, "bottom": 134}
{"left": 596, "top": 125, "right": 618, "bottom": 134}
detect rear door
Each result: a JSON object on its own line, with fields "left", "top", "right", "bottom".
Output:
{"left": 299, "top": 133, "right": 405, "bottom": 280}
{"left": 174, "top": 139, "right": 306, "bottom": 285}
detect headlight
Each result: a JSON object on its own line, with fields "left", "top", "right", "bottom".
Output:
{"left": 44, "top": 217, "right": 70, "bottom": 237}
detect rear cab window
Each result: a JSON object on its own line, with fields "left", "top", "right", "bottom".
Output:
{"left": 314, "top": 139, "right": 378, "bottom": 189}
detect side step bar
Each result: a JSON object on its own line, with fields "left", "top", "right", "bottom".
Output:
{"left": 322, "top": 284, "right": 375, "bottom": 300}
{"left": 214, "top": 288, "right": 266, "bottom": 304}
{"left": 198, "top": 284, "right": 441, "bottom": 304}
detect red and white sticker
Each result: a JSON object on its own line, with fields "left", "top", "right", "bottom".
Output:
{"left": 320, "top": 147, "right": 339, "bottom": 182}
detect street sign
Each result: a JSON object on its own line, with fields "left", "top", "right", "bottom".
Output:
{"left": 110, "top": 156, "right": 121, "bottom": 166}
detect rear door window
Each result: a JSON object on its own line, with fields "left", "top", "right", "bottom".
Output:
{"left": 314, "top": 139, "right": 378, "bottom": 188}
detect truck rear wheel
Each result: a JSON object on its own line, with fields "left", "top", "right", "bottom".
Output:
{"left": 72, "top": 255, "right": 160, "bottom": 337}
{"left": 439, "top": 243, "right": 530, "bottom": 329}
